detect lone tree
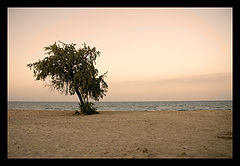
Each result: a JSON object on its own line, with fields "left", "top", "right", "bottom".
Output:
{"left": 27, "top": 41, "right": 108, "bottom": 115}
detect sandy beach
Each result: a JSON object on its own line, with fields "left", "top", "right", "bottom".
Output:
{"left": 8, "top": 109, "right": 232, "bottom": 158}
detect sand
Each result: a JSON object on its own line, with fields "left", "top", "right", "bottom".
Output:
{"left": 8, "top": 109, "right": 232, "bottom": 158}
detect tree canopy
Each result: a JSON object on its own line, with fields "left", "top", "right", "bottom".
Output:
{"left": 27, "top": 41, "right": 108, "bottom": 114}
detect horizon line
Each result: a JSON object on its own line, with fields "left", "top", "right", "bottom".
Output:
{"left": 8, "top": 99, "right": 232, "bottom": 103}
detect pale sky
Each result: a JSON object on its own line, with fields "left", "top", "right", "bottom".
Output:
{"left": 8, "top": 8, "right": 232, "bottom": 101}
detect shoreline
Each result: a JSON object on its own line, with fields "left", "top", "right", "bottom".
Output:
{"left": 7, "top": 109, "right": 232, "bottom": 112}
{"left": 8, "top": 109, "right": 232, "bottom": 158}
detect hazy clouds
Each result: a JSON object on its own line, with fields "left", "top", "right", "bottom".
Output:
{"left": 8, "top": 8, "right": 232, "bottom": 101}
{"left": 104, "top": 72, "right": 232, "bottom": 101}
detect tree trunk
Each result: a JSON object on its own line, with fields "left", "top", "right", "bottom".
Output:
{"left": 75, "top": 88, "right": 84, "bottom": 106}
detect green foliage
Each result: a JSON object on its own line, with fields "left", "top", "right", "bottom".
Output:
{"left": 27, "top": 41, "right": 108, "bottom": 115}
{"left": 78, "top": 102, "right": 98, "bottom": 115}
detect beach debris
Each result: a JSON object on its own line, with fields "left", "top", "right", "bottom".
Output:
{"left": 136, "top": 147, "right": 148, "bottom": 153}
{"left": 217, "top": 136, "right": 232, "bottom": 140}
{"left": 103, "top": 151, "right": 109, "bottom": 155}
{"left": 217, "top": 131, "right": 232, "bottom": 140}
{"left": 181, "top": 152, "right": 187, "bottom": 156}
{"left": 142, "top": 148, "right": 148, "bottom": 153}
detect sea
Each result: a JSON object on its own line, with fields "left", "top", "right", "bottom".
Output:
{"left": 8, "top": 100, "right": 232, "bottom": 111}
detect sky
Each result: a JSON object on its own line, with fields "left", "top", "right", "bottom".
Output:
{"left": 8, "top": 8, "right": 232, "bottom": 101}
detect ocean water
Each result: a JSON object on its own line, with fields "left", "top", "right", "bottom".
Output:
{"left": 8, "top": 100, "right": 232, "bottom": 111}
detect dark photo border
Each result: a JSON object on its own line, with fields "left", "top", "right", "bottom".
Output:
{"left": 1, "top": 0, "right": 239, "bottom": 162}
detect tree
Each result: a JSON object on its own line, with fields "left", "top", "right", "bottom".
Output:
{"left": 27, "top": 41, "right": 108, "bottom": 115}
